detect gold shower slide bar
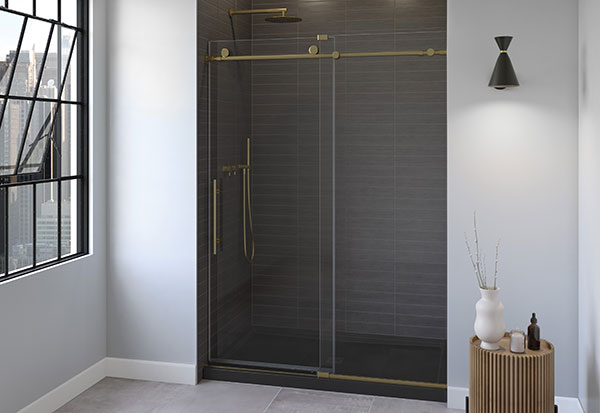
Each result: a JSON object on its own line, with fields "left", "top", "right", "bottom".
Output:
{"left": 205, "top": 48, "right": 447, "bottom": 62}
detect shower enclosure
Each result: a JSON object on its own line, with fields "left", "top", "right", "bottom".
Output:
{"left": 206, "top": 32, "right": 447, "bottom": 401}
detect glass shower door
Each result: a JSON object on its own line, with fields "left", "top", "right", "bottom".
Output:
{"left": 208, "top": 36, "right": 335, "bottom": 373}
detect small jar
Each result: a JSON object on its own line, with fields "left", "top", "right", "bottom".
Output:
{"left": 510, "top": 329, "right": 526, "bottom": 353}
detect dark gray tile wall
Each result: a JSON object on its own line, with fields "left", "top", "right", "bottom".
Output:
{"left": 198, "top": 0, "right": 252, "bottom": 377}
{"left": 250, "top": 0, "right": 447, "bottom": 340}
{"left": 249, "top": 44, "right": 331, "bottom": 335}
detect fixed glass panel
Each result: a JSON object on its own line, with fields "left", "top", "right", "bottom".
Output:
{"left": 59, "top": 104, "right": 78, "bottom": 176}
{"left": 332, "top": 32, "right": 447, "bottom": 384}
{"left": 36, "top": 29, "right": 59, "bottom": 99}
{"left": 37, "top": 0, "right": 58, "bottom": 20}
{"left": 60, "top": 179, "right": 77, "bottom": 257}
{"left": 10, "top": 19, "right": 52, "bottom": 98}
{"left": 0, "top": 12, "right": 25, "bottom": 95}
{"left": 61, "top": 0, "right": 78, "bottom": 27}
{"left": 208, "top": 36, "right": 335, "bottom": 371}
{"left": 36, "top": 181, "right": 58, "bottom": 263}
{"left": 61, "top": 36, "right": 77, "bottom": 102}
{"left": 0, "top": 99, "right": 32, "bottom": 175}
{"left": 8, "top": 184, "right": 33, "bottom": 272}
{"left": 9, "top": 0, "right": 33, "bottom": 15}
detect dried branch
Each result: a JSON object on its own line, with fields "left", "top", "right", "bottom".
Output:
{"left": 464, "top": 212, "right": 500, "bottom": 290}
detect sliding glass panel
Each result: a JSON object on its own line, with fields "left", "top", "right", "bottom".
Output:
{"left": 208, "top": 36, "right": 335, "bottom": 371}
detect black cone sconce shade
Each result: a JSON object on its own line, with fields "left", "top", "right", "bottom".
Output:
{"left": 489, "top": 36, "right": 519, "bottom": 89}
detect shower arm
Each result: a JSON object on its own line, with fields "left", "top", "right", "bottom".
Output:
{"left": 229, "top": 8, "right": 288, "bottom": 17}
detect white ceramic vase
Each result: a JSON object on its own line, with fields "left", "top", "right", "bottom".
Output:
{"left": 474, "top": 287, "right": 505, "bottom": 350}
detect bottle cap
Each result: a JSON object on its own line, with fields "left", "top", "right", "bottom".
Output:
{"left": 531, "top": 313, "right": 537, "bottom": 323}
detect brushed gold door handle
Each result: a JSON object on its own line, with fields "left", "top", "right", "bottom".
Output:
{"left": 213, "top": 179, "right": 218, "bottom": 255}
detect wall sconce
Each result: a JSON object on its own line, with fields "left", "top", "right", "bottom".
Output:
{"left": 489, "top": 36, "right": 519, "bottom": 90}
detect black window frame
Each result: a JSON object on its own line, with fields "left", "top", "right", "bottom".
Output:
{"left": 0, "top": 0, "right": 89, "bottom": 283}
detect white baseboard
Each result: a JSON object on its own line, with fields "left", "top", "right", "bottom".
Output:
{"left": 447, "top": 386, "right": 469, "bottom": 410}
{"left": 17, "top": 358, "right": 197, "bottom": 413}
{"left": 105, "top": 357, "right": 197, "bottom": 385}
{"left": 447, "top": 387, "right": 584, "bottom": 412}
{"left": 18, "top": 359, "right": 106, "bottom": 413}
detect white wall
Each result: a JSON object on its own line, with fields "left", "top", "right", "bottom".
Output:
{"left": 579, "top": 0, "right": 600, "bottom": 411}
{"left": 0, "top": 1, "right": 108, "bottom": 411}
{"left": 106, "top": 0, "right": 197, "bottom": 365}
{"left": 448, "top": 0, "right": 579, "bottom": 399}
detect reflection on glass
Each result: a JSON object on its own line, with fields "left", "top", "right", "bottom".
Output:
{"left": 8, "top": 0, "right": 33, "bottom": 15}
{"left": 9, "top": 184, "right": 33, "bottom": 272}
{"left": 36, "top": 0, "right": 58, "bottom": 20}
{"left": 19, "top": 100, "right": 57, "bottom": 174}
{"left": 61, "top": 179, "right": 77, "bottom": 257}
{"left": 61, "top": 0, "right": 78, "bottom": 27}
{"left": 11, "top": 18, "right": 52, "bottom": 98}
{"left": 0, "top": 99, "right": 33, "bottom": 175}
{"left": 36, "top": 182, "right": 58, "bottom": 264}
{"left": 0, "top": 13, "right": 25, "bottom": 95}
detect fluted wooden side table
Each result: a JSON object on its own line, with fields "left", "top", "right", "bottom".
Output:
{"left": 468, "top": 334, "right": 556, "bottom": 413}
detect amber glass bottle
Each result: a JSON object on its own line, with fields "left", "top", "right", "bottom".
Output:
{"left": 527, "top": 313, "right": 540, "bottom": 350}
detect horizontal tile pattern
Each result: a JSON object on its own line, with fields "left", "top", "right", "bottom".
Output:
{"left": 250, "top": 0, "right": 447, "bottom": 341}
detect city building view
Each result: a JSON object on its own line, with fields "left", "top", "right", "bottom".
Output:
{"left": 0, "top": 23, "right": 75, "bottom": 273}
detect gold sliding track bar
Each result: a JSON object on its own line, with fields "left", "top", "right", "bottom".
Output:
{"left": 206, "top": 48, "right": 446, "bottom": 63}
{"left": 316, "top": 371, "right": 447, "bottom": 390}
{"left": 208, "top": 364, "right": 446, "bottom": 390}
{"left": 207, "top": 364, "right": 315, "bottom": 378}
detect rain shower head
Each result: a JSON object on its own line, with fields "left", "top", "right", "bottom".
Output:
{"left": 265, "top": 15, "right": 302, "bottom": 23}
{"left": 229, "top": 8, "right": 302, "bottom": 23}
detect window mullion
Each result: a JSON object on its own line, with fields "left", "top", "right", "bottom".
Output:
{"left": 0, "top": 17, "right": 28, "bottom": 131}
{"left": 14, "top": 23, "right": 56, "bottom": 174}
{"left": 4, "top": 189, "right": 8, "bottom": 276}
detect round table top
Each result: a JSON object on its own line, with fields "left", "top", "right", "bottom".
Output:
{"left": 470, "top": 333, "right": 554, "bottom": 358}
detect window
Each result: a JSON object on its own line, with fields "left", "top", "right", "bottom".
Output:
{"left": 0, "top": 0, "right": 88, "bottom": 282}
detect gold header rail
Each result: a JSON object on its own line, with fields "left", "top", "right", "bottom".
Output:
{"left": 205, "top": 47, "right": 447, "bottom": 63}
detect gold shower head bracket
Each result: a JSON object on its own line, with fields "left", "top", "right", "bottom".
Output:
{"left": 229, "top": 7, "right": 288, "bottom": 17}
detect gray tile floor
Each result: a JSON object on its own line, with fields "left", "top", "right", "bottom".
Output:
{"left": 55, "top": 378, "right": 462, "bottom": 412}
